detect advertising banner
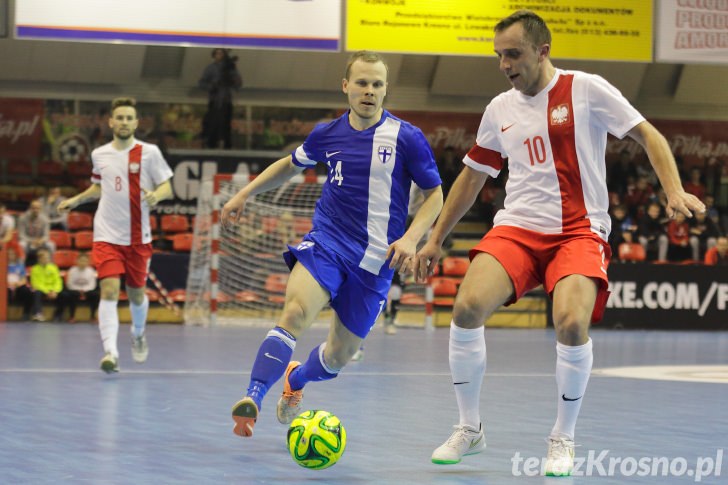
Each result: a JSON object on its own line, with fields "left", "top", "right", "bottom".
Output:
{"left": 603, "top": 263, "right": 728, "bottom": 329}
{"left": 0, "top": 98, "right": 43, "bottom": 159}
{"left": 15, "top": 0, "right": 340, "bottom": 51}
{"left": 656, "top": 0, "right": 728, "bottom": 63}
{"left": 347, "top": 0, "right": 652, "bottom": 61}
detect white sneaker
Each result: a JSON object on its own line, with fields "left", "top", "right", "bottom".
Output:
{"left": 100, "top": 353, "right": 119, "bottom": 374}
{"left": 131, "top": 335, "right": 149, "bottom": 363}
{"left": 544, "top": 436, "right": 575, "bottom": 476}
{"left": 431, "top": 424, "right": 486, "bottom": 464}
{"left": 350, "top": 347, "right": 364, "bottom": 362}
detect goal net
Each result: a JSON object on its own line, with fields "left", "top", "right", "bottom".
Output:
{"left": 184, "top": 172, "right": 326, "bottom": 326}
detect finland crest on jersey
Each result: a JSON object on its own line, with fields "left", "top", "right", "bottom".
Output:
{"left": 292, "top": 111, "right": 438, "bottom": 278}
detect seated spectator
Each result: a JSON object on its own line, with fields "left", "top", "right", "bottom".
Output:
{"left": 41, "top": 187, "right": 68, "bottom": 230}
{"left": 28, "top": 248, "right": 63, "bottom": 321}
{"left": 608, "top": 204, "right": 637, "bottom": 258}
{"left": 689, "top": 210, "right": 721, "bottom": 261}
{"left": 637, "top": 202, "right": 668, "bottom": 261}
{"left": 6, "top": 246, "right": 33, "bottom": 319}
{"left": 704, "top": 236, "right": 728, "bottom": 266}
{"left": 666, "top": 212, "right": 692, "bottom": 262}
{"left": 18, "top": 199, "right": 55, "bottom": 266}
{"left": 57, "top": 252, "right": 99, "bottom": 322}
{"left": 683, "top": 166, "right": 706, "bottom": 201}
{"left": 0, "top": 203, "right": 15, "bottom": 248}
{"left": 624, "top": 176, "right": 654, "bottom": 218}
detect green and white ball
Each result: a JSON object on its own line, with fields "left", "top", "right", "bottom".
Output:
{"left": 287, "top": 410, "right": 346, "bottom": 470}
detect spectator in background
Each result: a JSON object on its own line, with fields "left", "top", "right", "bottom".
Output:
{"left": 57, "top": 252, "right": 99, "bottom": 323}
{"left": 704, "top": 156, "right": 723, "bottom": 200}
{"left": 199, "top": 48, "right": 242, "bottom": 149}
{"left": 624, "top": 175, "right": 654, "bottom": 218}
{"left": 608, "top": 204, "right": 637, "bottom": 259}
{"left": 683, "top": 166, "right": 706, "bottom": 202}
{"left": 29, "top": 248, "right": 63, "bottom": 321}
{"left": 41, "top": 187, "right": 68, "bottom": 230}
{"left": 0, "top": 203, "right": 15, "bottom": 249}
{"left": 6, "top": 246, "right": 33, "bottom": 319}
{"left": 704, "top": 236, "right": 728, "bottom": 266}
{"left": 689, "top": 210, "right": 721, "bottom": 262}
{"left": 638, "top": 202, "right": 668, "bottom": 261}
{"left": 17, "top": 199, "right": 55, "bottom": 266}
{"left": 438, "top": 146, "right": 461, "bottom": 198}
{"left": 666, "top": 211, "right": 692, "bottom": 262}
{"left": 607, "top": 149, "right": 637, "bottom": 197}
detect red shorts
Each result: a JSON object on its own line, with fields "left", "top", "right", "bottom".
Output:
{"left": 469, "top": 226, "right": 612, "bottom": 323}
{"left": 92, "top": 241, "right": 153, "bottom": 288}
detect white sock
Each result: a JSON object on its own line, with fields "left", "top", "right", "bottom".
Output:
{"left": 98, "top": 299, "right": 119, "bottom": 358}
{"left": 130, "top": 295, "right": 149, "bottom": 337}
{"left": 551, "top": 338, "right": 593, "bottom": 440}
{"left": 449, "top": 321, "right": 486, "bottom": 430}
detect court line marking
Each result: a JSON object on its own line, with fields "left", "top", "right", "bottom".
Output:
{"left": 593, "top": 365, "right": 728, "bottom": 384}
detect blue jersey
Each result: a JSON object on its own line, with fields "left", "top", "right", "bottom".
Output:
{"left": 292, "top": 110, "right": 441, "bottom": 278}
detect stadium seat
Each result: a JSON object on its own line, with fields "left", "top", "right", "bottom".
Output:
{"left": 53, "top": 249, "right": 79, "bottom": 269}
{"left": 67, "top": 211, "right": 94, "bottom": 230}
{"left": 37, "top": 160, "right": 64, "bottom": 185}
{"left": 73, "top": 230, "right": 94, "bottom": 249}
{"left": 264, "top": 273, "right": 288, "bottom": 294}
{"left": 145, "top": 288, "right": 160, "bottom": 302}
{"left": 149, "top": 214, "right": 159, "bottom": 232}
{"left": 6, "top": 160, "right": 34, "bottom": 185}
{"left": 171, "top": 232, "right": 194, "bottom": 252}
{"left": 235, "top": 290, "right": 261, "bottom": 303}
{"left": 442, "top": 256, "right": 470, "bottom": 277}
{"left": 618, "top": 242, "right": 646, "bottom": 262}
{"left": 49, "top": 230, "right": 73, "bottom": 249}
{"left": 160, "top": 214, "right": 190, "bottom": 234}
{"left": 293, "top": 217, "right": 313, "bottom": 235}
{"left": 400, "top": 292, "right": 426, "bottom": 305}
{"left": 167, "top": 289, "right": 187, "bottom": 302}
{"left": 432, "top": 277, "right": 459, "bottom": 307}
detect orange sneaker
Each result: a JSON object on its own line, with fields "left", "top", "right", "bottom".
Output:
{"left": 276, "top": 361, "right": 303, "bottom": 424}
{"left": 231, "top": 397, "right": 258, "bottom": 437}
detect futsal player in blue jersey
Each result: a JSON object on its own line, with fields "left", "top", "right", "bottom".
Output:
{"left": 221, "top": 51, "right": 443, "bottom": 438}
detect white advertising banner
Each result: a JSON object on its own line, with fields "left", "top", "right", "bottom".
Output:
{"left": 656, "top": 0, "right": 728, "bottom": 63}
{"left": 15, "top": 0, "right": 340, "bottom": 51}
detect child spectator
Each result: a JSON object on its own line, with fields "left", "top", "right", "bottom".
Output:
{"left": 7, "top": 246, "right": 33, "bottom": 319}
{"left": 57, "top": 252, "right": 99, "bottom": 322}
{"left": 608, "top": 204, "right": 637, "bottom": 259}
{"left": 689, "top": 210, "right": 721, "bottom": 261}
{"left": 637, "top": 202, "right": 668, "bottom": 261}
{"left": 666, "top": 212, "right": 692, "bottom": 262}
{"left": 704, "top": 236, "right": 728, "bottom": 266}
{"left": 29, "top": 248, "right": 63, "bottom": 321}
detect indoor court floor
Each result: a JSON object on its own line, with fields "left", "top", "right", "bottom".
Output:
{"left": 0, "top": 321, "right": 726, "bottom": 484}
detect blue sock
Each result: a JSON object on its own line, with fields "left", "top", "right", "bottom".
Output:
{"left": 288, "top": 343, "right": 338, "bottom": 391}
{"left": 247, "top": 327, "right": 296, "bottom": 409}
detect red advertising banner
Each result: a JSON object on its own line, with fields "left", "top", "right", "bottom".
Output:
{"left": 0, "top": 98, "right": 44, "bottom": 159}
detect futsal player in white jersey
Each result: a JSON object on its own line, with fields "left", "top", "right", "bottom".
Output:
{"left": 221, "top": 51, "right": 443, "bottom": 438}
{"left": 414, "top": 11, "right": 706, "bottom": 476}
{"left": 59, "top": 98, "right": 173, "bottom": 373}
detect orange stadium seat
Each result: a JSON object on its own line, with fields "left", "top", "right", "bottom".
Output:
{"left": 53, "top": 249, "right": 79, "bottom": 269}
{"left": 171, "top": 232, "right": 194, "bottom": 252}
{"left": 67, "top": 211, "right": 94, "bottom": 230}
{"left": 49, "top": 230, "right": 73, "bottom": 249}
{"left": 618, "top": 242, "right": 646, "bottom": 262}
{"left": 73, "top": 230, "right": 94, "bottom": 249}
{"left": 442, "top": 256, "right": 470, "bottom": 277}
{"left": 160, "top": 214, "right": 190, "bottom": 234}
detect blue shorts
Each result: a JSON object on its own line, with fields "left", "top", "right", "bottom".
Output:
{"left": 283, "top": 236, "right": 391, "bottom": 339}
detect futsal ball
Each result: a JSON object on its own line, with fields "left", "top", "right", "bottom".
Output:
{"left": 287, "top": 410, "right": 346, "bottom": 470}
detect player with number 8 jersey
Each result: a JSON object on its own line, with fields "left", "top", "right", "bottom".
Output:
{"left": 59, "top": 97, "right": 173, "bottom": 374}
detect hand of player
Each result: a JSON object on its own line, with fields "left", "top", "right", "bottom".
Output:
{"left": 665, "top": 190, "right": 705, "bottom": 219}
{"left": 221, "top": 194, "right": 248, "bottom": 231}
{"left": 142, "top": 188, "right": 160, "bottom": 208}
{"left": 412, "top": 239, "right": 442, "bottom": 284}
{"left": 57, "top": 199, "right": 74, "bottom": 214}
{"left": 386, "top": 237, "right": 417, "bottom": 275}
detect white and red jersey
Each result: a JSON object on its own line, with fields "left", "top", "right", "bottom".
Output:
{"left": 465, "top": 69, "right": 644, "bottom": 240}
{"left": 90, "top": 140, "right": 173, "bottom": 245}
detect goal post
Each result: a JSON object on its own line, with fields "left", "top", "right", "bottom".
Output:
{"left": 184, "top": 172, "right": 435, "bottom": 328}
